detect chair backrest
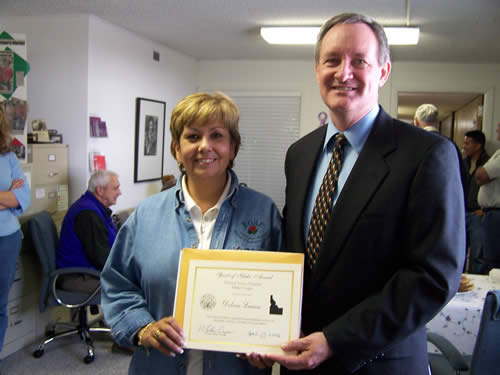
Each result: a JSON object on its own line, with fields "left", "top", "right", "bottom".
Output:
{"left": 28, "top": 210, "right": 59, "bottom": 312}
{"left": 470, "top": 290, "right": 500, "bottom": 374}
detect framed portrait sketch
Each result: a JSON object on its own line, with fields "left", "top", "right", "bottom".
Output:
{"left": 134, "top": 97, "right": 166, "bottom": 182}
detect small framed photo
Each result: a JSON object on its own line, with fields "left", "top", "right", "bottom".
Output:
{"left": 31, "top": 119, "right": 47, "bottom": 132}
{"left": 134, "top": 97, "right": 166, "bottom": 183}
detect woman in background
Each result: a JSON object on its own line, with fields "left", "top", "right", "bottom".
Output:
{"left": 101, "top": 92, "right": 282, "bottom": 374}
{"left": 0, "top": 105, "right": 30, "bottom": 367}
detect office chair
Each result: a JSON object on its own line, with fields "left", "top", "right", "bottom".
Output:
{"left": 428, "top": 290, "right": 500, "bottom": 375}
{"left": 29, "top": 210, "right": 111, "bottom": 364}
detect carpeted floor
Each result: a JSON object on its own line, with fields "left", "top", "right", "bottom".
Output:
{"left": 1, "top": 333, "right": 131, "bottom": 375}
{"left": 1, "top": 333, "right": 281, "bottom": 374}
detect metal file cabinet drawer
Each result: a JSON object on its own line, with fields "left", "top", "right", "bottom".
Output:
{"left": 7, "top": 259, "right": 24, "bottom": 302}
{"left": 3, "top": 297, "right": 36, "bottom": 346}
{"left": 28, "top": 144, "right": 68, "bottom": 186}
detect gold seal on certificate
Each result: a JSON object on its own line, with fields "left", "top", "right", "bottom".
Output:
{"left": 173, "top": 249, "right": 304, "bottom": 355}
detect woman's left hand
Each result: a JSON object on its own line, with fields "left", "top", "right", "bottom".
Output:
{"left": 9, "top": 178, "right": 24, "bottom": 191}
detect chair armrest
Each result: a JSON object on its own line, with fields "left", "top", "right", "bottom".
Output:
{"left": 51, "top": 267, "right": 101, "bottom": 279}
{"left": 427, "top": 332, "right": 469, "bottom": 371}
{"left": 50, "top": 267, "right": 102, "bottom": 308}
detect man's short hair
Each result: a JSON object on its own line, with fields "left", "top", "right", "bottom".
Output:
{"left": 465, "top": 130, "right": 486, "bottom": 148}
{"left": 415, "top": 104, "right": 439, "bottom": 125}
{"left": 88, "top": 170, "right": 118, "bottom": 193}
{"left": 314, "top": 13, "right": 390, "bottom": 66}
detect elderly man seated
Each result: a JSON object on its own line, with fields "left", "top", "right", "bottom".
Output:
{"left": 56, "top": 170, "right": 121, "bottom": 292}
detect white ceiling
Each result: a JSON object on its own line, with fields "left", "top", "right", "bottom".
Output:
{"left": 2, "top": 0, "right": 499, "bottom": 63}
{"left": 1, "top": 0, "right": 498, "bottom": 119}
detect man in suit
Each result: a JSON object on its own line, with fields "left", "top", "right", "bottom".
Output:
{"left": 251, "top": 13, "right": 465, "bottom": 375}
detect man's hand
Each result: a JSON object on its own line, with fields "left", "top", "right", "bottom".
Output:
{"left": 475, "top": 167, "right": 491, "bottom": 185}
{"left": 472, "top": 209, "right": 484, "bottom": 217}
{"left": 243, "top": 352, "right": 275, "bottom": 369}
{"left": 265, "top": 331, "right": 333, "bottom": 370}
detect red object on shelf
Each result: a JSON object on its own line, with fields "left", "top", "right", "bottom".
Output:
{"left": 93, "top": 154, "right": 106, "bottom": 171}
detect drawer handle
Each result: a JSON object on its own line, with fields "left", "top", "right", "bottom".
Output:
{"left": 48, "top": 172, "right": 59, "bottom": 177}
{"left": 9, "top": 306, "right": 19, "bottom": 314}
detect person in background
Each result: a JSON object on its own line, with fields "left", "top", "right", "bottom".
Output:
{"left": 414, "top": 103, "right": 440, "bottom": 133}
{"left": 463, "top": 130, "right": 489, "bottom": 273}
{"left": 56, "top": 170, "right": 121, "bottom": 292}
{"left": 476, "top": 122, "right": 500, "bottom": 273}
{"left": 0, "top": 105, "right": 30, "bottom": 369}
{"left": 250, "top": 13, "right": 464, "bottom": 375}
{"left": 161, "top": 174, "right": 177, "bottom": 191}
{"left": 101, "top": 92, "right": 282, "bottom": 375}
{"left": 414, "top": 103, "right": 467, "bottom": 199}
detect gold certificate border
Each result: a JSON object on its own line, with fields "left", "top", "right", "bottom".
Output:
{"left": 174, "top": 249, "right": 303, "bottom": 353}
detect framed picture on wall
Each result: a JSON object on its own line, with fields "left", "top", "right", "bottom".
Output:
{"left": 134, "top": 97, "right": 166, "bottom": 182}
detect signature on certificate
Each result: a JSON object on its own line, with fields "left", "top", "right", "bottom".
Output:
{"left": 198, "top": 324, "right": 232, "bottom": 337}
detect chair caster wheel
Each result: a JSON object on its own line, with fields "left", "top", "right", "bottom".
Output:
{"left": 46, "top": 329, "right": 55, "bottom": 337}
{"left": 33, "top": 349, "right": 44, "bottom": 358}
{"left": 84, "top": 355, "right": 95, "bottom": 364}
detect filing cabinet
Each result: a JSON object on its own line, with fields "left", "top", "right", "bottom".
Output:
{"left": 21, "top": 144, "right": 69, "bottom": 217}
{"left": 0, "top": 254, "right": 38, "bottom": 359}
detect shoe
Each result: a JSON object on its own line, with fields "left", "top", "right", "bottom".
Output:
{"left": 111, "top": 342, "right": 135, "bottom": 355}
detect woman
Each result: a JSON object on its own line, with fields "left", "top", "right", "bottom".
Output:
{"left": 101, "top": 92, "right": 282, "bottom": 374}
{"left": 0, "top": 105, "right": 30, "bottom": 365}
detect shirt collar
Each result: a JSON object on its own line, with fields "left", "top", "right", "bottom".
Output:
{"left": 324, "top": 105, "right": 379, "bottom": 153}
{"left": 182, "top": 172, "right": 232, "bottom": 213}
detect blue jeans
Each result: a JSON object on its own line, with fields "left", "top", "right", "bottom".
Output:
{"left": 466, "top": 212, "right": 487, "bottom": 274}
{"left": 0, "top": 229, "right": 23, "bottom": 356}
{"left": 483, "top": 210, "right": 500, "bottom": 273}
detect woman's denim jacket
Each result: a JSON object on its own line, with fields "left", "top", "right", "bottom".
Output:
{"left": 101, "top": 170, "right": 282, "bottom": 375}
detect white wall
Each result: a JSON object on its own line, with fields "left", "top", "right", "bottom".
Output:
{"left": 3, "top": 15, "right": 499, "bottom": 209}
{"left": 0, "top": 15, "right": 198, "bottom": 211}
{"left": 199, "top": 60, "right": 391, "bottom": 138}
{"left": 87, "top": 16, "right": 197, "bottom": 211}
{"left": 387, "top": 62, "right": 500, "bottom": 154}
{"left": 0, "top": 15, "right": 90, "bottom": 202}
{"left": 199, "top": 60, "right": 499, "bottom": 152}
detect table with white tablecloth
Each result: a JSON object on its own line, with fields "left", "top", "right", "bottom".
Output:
{"left": 426, "top": 273, "right": 500, "bottom": 356}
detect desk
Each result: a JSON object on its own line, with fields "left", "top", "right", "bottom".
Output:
{"left": 426, "top": 273, "right": 500, "bottom": 355}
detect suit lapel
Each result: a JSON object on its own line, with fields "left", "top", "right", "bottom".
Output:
{"left": 311, "top": 110, "right": 398, "bottom": 287}
{"left": 286, "top": 126, "right": 326, "bottom": 252}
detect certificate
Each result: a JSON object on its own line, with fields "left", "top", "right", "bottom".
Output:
{"left": 173, "top": 249, "right": 303, "bottom": 355}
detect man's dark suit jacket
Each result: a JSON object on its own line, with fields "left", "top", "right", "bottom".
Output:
{"left": 282, "top": 108, "right": 465, "bottom": 375}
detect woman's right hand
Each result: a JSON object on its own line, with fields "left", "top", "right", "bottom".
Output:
{"left": 137, "top": 316, "right": 185, "bottom": 357}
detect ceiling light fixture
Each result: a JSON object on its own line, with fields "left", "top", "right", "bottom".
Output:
{"left": 260, "top": 26, "right": 419, "bottom": 45}
{"left": 261, "top": 0, "right": 419, "bottom": 46}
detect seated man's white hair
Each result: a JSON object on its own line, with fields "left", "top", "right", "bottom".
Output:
{"left": 88, "top": 170, "right": 118, "bottom": 193}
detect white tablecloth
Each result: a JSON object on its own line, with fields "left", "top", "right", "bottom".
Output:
{"left": 426, "top": 273, "right": 500, "bottom": 355}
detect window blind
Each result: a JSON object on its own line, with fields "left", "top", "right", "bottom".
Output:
{"left": 230, "top": 93, "right": 301, "bottom": 211}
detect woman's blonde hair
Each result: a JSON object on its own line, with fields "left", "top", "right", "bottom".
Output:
{"left": 0, "top": 105, "right": 11, "bottom": 154}
{"left": 170, "top": 92, "right": 240, "bottom": 171}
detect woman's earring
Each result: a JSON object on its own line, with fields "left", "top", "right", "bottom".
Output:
{"left": 177, "top": 161, "right": 186, "bottom": 173}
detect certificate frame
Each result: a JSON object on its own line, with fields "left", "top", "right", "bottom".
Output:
{"left": 134, "top": 97, "right": 166, "bottom": 182}
{"left": 174, "top": 249, "right": 303, "bottom": 355}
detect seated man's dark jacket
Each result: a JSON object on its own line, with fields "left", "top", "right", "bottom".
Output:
{"left": 57, "top": 191, "right": 117, "bottom": 270}
{"left": 464, "top": 149, "right": 490, "bottom": 211}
